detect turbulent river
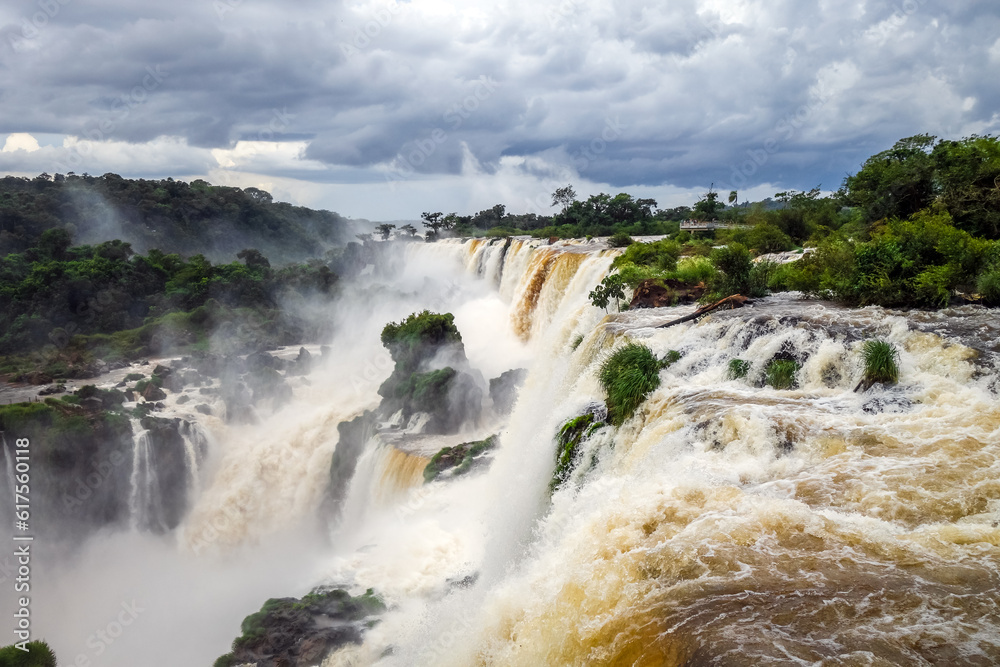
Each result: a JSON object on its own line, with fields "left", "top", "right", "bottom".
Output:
{"left": 8, "top": 237, "right": 1000, "bottom": 665}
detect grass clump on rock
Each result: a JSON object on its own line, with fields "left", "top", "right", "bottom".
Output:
{"left": 859, "top": 339, "right": 900, "bottom": 389}
{"left": 728, "top": 359, "right": 751, "bottom": 380}
{"left": 599, "top": 342, "right": 662, "bottom": 426}
{"left": 765, "top": 359, "right": 800, "bottom": 390}
{"left": 552, "top": 413, "right": 598, "bottom": 491}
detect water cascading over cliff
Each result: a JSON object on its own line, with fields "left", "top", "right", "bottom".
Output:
{"left": 314, "top": 238, "right": 1000, "bottom": 667}
{"left": 18, "top": 236, "right": 999, "bottom": 667}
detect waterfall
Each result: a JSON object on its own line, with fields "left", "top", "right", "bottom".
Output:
{"left": 128, "top": 418, "right": 167, "bottom": 533}
{"left": 317, "top": 239, "right": 1000, "bottom": 666}
{"left": 178, "top": 419, "right": 211, "bottom": 504}
{"left": 36, "top": 236, "right": 999, "bottom": 666}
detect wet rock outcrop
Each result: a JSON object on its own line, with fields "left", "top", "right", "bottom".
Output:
{"left": 375, "top": 311, "right": 484, "bottom": 435}
{"left": 213, "top": 588, "right": 386, "bottom": 667}
{"left": 489, "top": 368, "right": 528, "bottom": 415}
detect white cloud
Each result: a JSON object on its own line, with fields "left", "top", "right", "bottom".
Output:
{"left": 2, "top": 133, "right": 41, "bottom": 153}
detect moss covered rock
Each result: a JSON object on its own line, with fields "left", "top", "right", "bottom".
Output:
{"left": 424, "top": 435, "right": 498, "bottom": 483}
{"left": 214, "top": 588, "right": 385, "bottom": 667}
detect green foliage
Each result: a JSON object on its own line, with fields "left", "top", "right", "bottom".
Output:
{"left": 570, "top": 334, "right": 585, "bottom": 351}
{"left": 213, "top": 654, "right": 240, "bottom": 667}
{"left": 745, "top": 223, "right": 794, "bottom": 254}
{"left": 608, "top": 232, "right": 635, "bottom": 248}
{"left": 380, "top": 311, "right": 462, "bottom": 375}
{"left": 552, "top": 413, "right": 599, "bottom": 491}
{"left": 588, "top": 273, "right": 627, "bottom": 312}
{"left": 0, "top": 640, "right": 57, "bottom": 666}
{"left": 0, "top": 230, "right": 339, "bottom": 358}
{"left": 424, "top": 435, "right": 498, "bottom": 482}
{"left": 772, "top": 209, "right": 996, "bottom": 307}
{"left": 861, "top": 340, "right": 900, "bottom": 387}
{"left": 765, "top": 360, "right": 800, "bottom": 390}
{"left": 392, "top": 367, "right": 457, "bottom": 413}
{"left": 673, "top": 257, "right": 716, "bottom": 285}
{"left": 708, "top": 243, "right": 772, "bottom": 298}
{"left": 611, "top": 239, "right": 681, "bottom": 274}
{"left": 0, "top": 403, "right": 54, "bottom": 432}
{"left": 728, "top": 359, "right": 751, "bottom": 380}
{"left": 598, "top": 342, "right": 662, "bottom": 425}
{"left": 661, "top": 350, "right": 682, "bottom": 367}
{"left": 0, "top": 173, "right": 350, "bottom": 261}
{"left": 978, "top": 268, "right": 1000, "bottom": 305}
{"left": 125, "top": 372, "right": 145, "bottom": 381}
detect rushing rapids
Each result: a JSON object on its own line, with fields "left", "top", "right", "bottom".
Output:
{"left": 8, "top": 237, "right": 998, "bottom": 666}
{"left": 320, "top": 238, "right": 1000, "bottom": 666}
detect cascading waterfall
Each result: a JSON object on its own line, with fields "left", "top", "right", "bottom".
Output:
{"left": 178, "top": 419, "right": 211, "bottom": 503}
{"left": 128, "top": 418, "right": 166, "bottom": 532}
{"left": 316, "top": 239, "right": 1000, "bottom": 666}
{"left": 31, "top": 236, "right": 999, "bottom": 667}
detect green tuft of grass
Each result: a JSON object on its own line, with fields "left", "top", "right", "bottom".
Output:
{"left": 552, "top": 413, "right": 600, "bottom": 491}
{"left": 571, "top": 334, "right": 585, "bottom": 351}
{"left": 861, "top": 339, "right": 899, "bottom": 386}
{"left": 660, "top": 350, "right": 682, "bottom": 368}
{"left": 765, "top": 359, "right": 799, "bottom": 390}
{"left": 599, "top": 342, "right": 662, "bottom": 425}
{"left": 728, "top": 359, "right": 751, "bottom": 380}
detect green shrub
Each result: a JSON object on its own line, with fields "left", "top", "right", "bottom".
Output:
{"left": 709, "top": 243, "right": 754, "bottom": 297}
{"left": 728, "top": 359, "right": 751, "bottom": 379}
{"left": 0, "top": 640, "right": 57, "bottom": 666}
{"left": 672, "top": 256, "right": 716, "bottom": 285}
{"left": 611, "top": 239, "right": 682, "bottom": 273}
{"left": 608, "top": 232, "right": 635, "bottom": 248}
{"left": 125, "top": 372, "right": 145, "bottom": 382}
{"left": 599, "top": 342, "right": 662, "bottom": 425}
{"left": 570, "top": 334, "right": 585, "bottom": 351}
{"left": 380, "top": 311, "right": 462, "bottom": 375}
{"left": 861, "top": 340, "right": 899, "bottom": 387}
{"left": 213, "top": 654, "right": 239, "bottom": 667}
{"left": 978, "top": 268, "right": 1000, "bottom": 305}
{"left": 765, "top": 359, "right": 799, "bottom": 389}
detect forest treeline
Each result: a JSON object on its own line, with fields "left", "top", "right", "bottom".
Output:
{"left": 410, "top": 134, "right": 1000, "bottom": 309}
{"left": 0, "top": 172, "right": 352, "bottom": 262}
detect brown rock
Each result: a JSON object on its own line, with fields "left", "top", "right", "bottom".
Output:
{"left": 629, "top": 279, "right": 706, "bottom": 309}
{"left": 141, "top": 383, "right": 167, "bottom": 401}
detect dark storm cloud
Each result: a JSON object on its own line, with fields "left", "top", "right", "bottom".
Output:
{"left": 0, "top": 0, "right": 997, "bottom": 198}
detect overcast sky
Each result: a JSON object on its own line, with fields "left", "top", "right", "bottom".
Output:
{"left": 1, "top": 0, "right": 998, "bottom": 220}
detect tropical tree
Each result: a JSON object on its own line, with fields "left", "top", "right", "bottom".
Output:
{"left": 552, "top": 185, "right": 577, "bottom": 211}
{"left": 694, "top": 188, "right": 724, "bottom": 220}
{"left": 375, "top": 223, "right": 396, "bottom": 240}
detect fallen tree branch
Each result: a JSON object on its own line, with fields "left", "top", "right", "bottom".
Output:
{"left": 656, "top": 294, "right": 750, "bottom": 328}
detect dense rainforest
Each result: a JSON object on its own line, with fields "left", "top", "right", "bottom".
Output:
{"left": 2, "top": 133, "right": 997, "bottom": 385}
{"left": 0, "top": 172, "right": 353, "bottom": 262}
